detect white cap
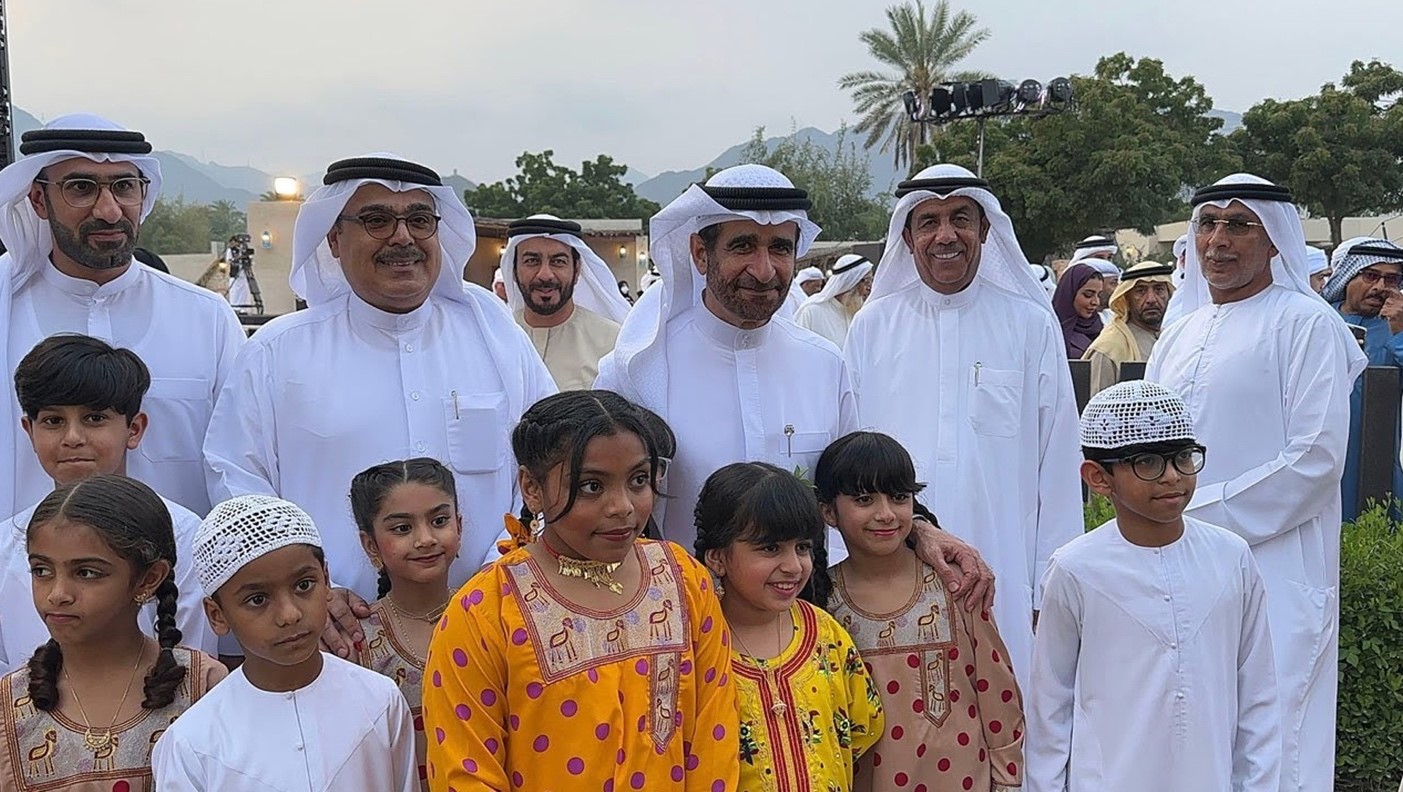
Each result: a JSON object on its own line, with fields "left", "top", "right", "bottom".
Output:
{"left": 195, "top": 495, "right": 323, "bottom": 596}
{"left": 1080, "top": 380, "right": 1198, "bottom": 450}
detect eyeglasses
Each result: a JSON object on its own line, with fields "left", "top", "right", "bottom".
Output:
{"left": 1100, "top": 445, "right": 1206, "bottom": 482}
{"left": 337, "top": 211, "right": 440, "bottom": 240}
{"left": 1193, "top": 217, "right": 1265, "bottom": 237}
{"left": 33, "top": 177, "right": 149, "bottom": 208}
{"left": 1358, "top": 270, "right": 1403, "bottom": 289}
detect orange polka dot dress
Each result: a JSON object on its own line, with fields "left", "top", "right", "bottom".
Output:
{"left": 423, "top": 540, "right": 739, "bottom": 792}
{"left": 829, "top": 560, "right": 1024, "bottom": 792}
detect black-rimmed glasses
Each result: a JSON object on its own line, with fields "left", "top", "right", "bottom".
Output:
{"left": 1193, "top": 217, "right": 1265, "bottom": 237}
{"left": 337, "top": 211, "right": 440, "bottom": 240}
{"left": 1358, "top": 270, "right": 1403, "bottom": 289}
{"left": 33, "top": 177, "right": 149, "bottom": 208}
{"left": 1100, "top": 445, "right": 1206, "bottom": 482}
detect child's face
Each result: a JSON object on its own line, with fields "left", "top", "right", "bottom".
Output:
{"left": 522, "top": 431, "right": 654, "bottom": 564}
{"left": 1083, "top": 447, "right": 1200, "bottom": 527}
{"left": 709, "top": 537, "right": 813, "bottom": 614}
{"left": 823, "top": 492, "right": 914, "bottom": 558}
{"left": 27, "top": 517, "right": 167, "bottom": 646}
{"left": 21, "top": 406, "right": 145, "bottom": 486}
{"left": 205, "top": 544, "right": 328, "bottom": 669}
{"left": 360, "top": 482, "right": 462, "bottom": 587}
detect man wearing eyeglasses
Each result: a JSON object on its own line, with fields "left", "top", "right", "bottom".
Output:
{"left": 1148, "top": 174, "right": 1369, "bottom": 792}
{"left": 203, "top": 155, "right": 555, "bottom": 657}
{"left": 1322, "top": 237, "right": 1403, "bottom": 520}
{"left": 0, "top": 114, "right": 244, "bottom": 518}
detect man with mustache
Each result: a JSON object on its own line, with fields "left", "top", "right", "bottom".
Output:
{"left": 1322, "top": 236, "right": 1403, "bottom": 520}
{"left": 499, "top": 214, "right": 628, "bottom": 390}
{"left": 841, "top": 163, "right": 1083, "bottom": 691}
{"left": 1082, "top": 259, "right": 1175, "bottom": 395}
{"left": 203, "top": 155, "right": 555, "bottom": 655}
{"left": 1149, "top": 174, "right": 1368, "bottom": 792}
{"left": 596, "top": 164, "right": 995, "bottom": 603}
{"left": 0, "top": 114, "right": 245, "bottom": 518}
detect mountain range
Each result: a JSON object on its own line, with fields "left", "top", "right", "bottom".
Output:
{"left": 11, "top": 106, "right": 1242, "bottom": 209}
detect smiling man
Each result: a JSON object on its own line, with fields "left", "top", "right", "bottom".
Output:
{"left": 0, "top": 115, "right": 245, "bottom": 519}
{"left": 203, "top": 155, "right": 555, "bottom": 616}
{"left": 842, "top": 163, "right": 1083, "bottom": 691}
{"left": 1148, "top": 174, "right": 1368, "bottom": 792}
{"left": 500, "top": 214, "right": 629, "bottom": 390}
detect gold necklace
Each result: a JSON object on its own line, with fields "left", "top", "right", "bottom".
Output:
{"left": 541, "top": 537, "right": 624, "bottom": 595}
{"left": 63, "top": 642, "right": 147, "bottom": 751}
{"left": 385, "top": 593, "right": 451, "bottom": 623}
{"left": 731, "top": 614, "right": 791, "bottom": 716}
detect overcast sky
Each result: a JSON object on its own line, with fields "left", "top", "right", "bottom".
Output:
{"left": 11, "top": 1, "right": 1402, "bottom": 184}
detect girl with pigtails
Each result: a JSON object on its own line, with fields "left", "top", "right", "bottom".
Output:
{"left": 0, "top": 474, "right": 226, "bottom": 789}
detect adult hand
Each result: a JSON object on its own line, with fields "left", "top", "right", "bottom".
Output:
{"left": 321, "top": 586, "right": 371, "bottom": 658}
{"left": 1382, "top": 292, "right": 1403, "bottom": 335}
{"left": 911, "top": 518, "right": 996, "bottom": 613}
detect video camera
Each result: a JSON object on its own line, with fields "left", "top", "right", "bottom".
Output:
{"left": 226, "top": 234, "right": 255, "bottom": 279}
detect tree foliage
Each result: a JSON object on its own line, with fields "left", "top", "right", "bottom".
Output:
{"left": 466, "top": 151, "right": 660, "bottom": 222}
{"left": 839, "top": 0, "right": 990, "bottom": 171}
{"left": 207, "top": 200, "right": 248, "bottom": 242}
{"left": 737, "top": 126, "right": 890, "bottom": 241}
{"left": 1231, "top": 60, "right": 1403, "bottom": 248}
{"left": 914, "top": 53, "right": 1237, "bottom": 261}
{"left": 138, "top": 197, "right": 218, "bottom": 254}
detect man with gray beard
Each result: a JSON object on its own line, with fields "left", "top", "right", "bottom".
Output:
{"left": 0, "top": 114, "right": 244, "bottom": 518}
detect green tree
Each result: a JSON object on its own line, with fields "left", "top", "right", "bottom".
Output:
{"left": 1231, "top": 60, "right": 1403, "bottom": 248}
{"left": 839, "top": 0, "right": 990, "bottom": 171}
{"left": 914, "top": 53, "right": 1237, "bottom": 261}
{"left": 138, "top": 197, "right": 212, "bottom": 254}
{"left": 738, "top": 126, "right": 890, "bottom": 240}
{"left": 206, "top": 199, "right": 247, "bottom": 242}
{"left": 465, "top": 151, "right": 660, "bottom": 222}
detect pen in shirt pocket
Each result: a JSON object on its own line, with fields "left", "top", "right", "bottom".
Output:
{"left": 973, "top": 361, "right": 982, "bottom": 387}
{"left": 451, "top": 390, "right": 460, "bottom": 420}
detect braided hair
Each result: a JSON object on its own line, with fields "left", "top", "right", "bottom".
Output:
{"left": 26, "top": 475, "right": 185, "bottom": 711}
{"left": 349, "top": 458, "right": 459, "bottom": 598}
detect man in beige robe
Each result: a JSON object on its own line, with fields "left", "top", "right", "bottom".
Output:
{"left": 1084, "top": 260, "right": 1174, "bottom": 394}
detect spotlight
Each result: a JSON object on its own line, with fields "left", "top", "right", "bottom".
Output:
{"left": 929, "top": 86, "right": 953, "bottom": 118}
{"left": 1048, "top": 77, "right": 1074, "bottom": 104}
{"left": 902, "top": 90, "right": 920, "bottom": 120}
{"left": 950, "top": 82, "right": 970, "bottom": 115}
{"left": 1016, "top": 79, "right": 1042, "bottom": 106}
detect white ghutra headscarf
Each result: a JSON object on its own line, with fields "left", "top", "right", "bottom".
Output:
{"left": 498, "top": 214, "right": 631, "bottom": 323}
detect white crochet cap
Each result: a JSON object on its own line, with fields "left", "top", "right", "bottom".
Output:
{"left": 195, "top": 495, "right": 323, "bottom": 596}
{"left": 1080, "top": 380, "right": 1198, "bottom": 450}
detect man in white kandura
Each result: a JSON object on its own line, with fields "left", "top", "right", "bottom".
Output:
{"left": 794, "top": 253, "right": 874, "bottom": 348}
{"left": 0, "top": 115, "right": 245, "bottom": 517}
{"left": 203, "top": 155, "right": 555, "bottom": 622}
{"left": 843, "top": 164, "right": 1083, "bottom": 689}
{"left": 1149, "top": 173, "right": 1368, "bottom": 792}
{"left": 500, "top": 214, "right": 628, "bottom": 390}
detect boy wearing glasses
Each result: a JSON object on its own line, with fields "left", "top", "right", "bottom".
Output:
{"left": 1026, "top": 380, "right": 1280, "bottom": 792}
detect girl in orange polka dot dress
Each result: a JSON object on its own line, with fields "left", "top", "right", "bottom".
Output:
{"left": 422, "top": 391, "right": 738, "bottom": 792}
{"left": 817, "top": 433, "right": 1024, "bottom": 792}
{"left": 694, "top": 462, "right": 884, "bottom": 792}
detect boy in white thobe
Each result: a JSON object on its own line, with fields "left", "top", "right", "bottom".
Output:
{"left": 1028, "top": 381, "right": 1280, "bottom": 792}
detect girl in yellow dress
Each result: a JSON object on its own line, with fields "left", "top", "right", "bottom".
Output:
{"left": 350, "top": 457, "right": 463, "bottom": 791}
{"left": 423, "top": 390, "right": 738, "bottom": 792}
{"left": 0, "top": 475, "right": 226, "bottom": 791}
{"left": 694, "top": 462, "right": 884, "bottom": 792}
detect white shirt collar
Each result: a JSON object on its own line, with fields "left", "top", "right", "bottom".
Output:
{"left": 693, "top": 297, "right": 773, "bottom": 351}
{"left": 38, "top": 259, "right": 143, "bottom": 299}
{"left": 914, "top": 277, "right": 983, "bottom": 310}
{"left": 347, "top": 290, "right": 434, "bottom": 333}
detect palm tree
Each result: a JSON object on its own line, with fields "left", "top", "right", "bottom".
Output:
{"left": 839, "top": 0, "right": 990, "bottom": 172}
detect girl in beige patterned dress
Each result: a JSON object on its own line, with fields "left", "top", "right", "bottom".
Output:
{"left": 0, "top": 475, "right": 226, "bottom": 791}
{"left": 349, "top": 458, "right": 463, "bottom": 792}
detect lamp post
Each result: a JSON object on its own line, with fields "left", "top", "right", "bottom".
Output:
{"left": 903, "top": 77, "right": 1075, "bottom": 176}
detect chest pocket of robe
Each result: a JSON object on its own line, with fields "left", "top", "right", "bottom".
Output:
{"left": 444, "top": 392, "right": 508, "bottom": 474}
{"left": 967, "top": 368, "right": 1022, "bottom": 438}
{"left": 767, "top": 430, "right": 831, "bottom": 478}
{"left": 137, "top": 377, "right": 211, "bottom": 462}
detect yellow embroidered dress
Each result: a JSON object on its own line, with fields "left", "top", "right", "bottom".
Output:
{"left": 829, "top": 561, "right": 1024, "bottom": 792}
{"left": 355, "top": 600, "right": 428, "bottom": 791}
{"left": 734, "top": 600, "right": 884, "bottom": 792}
{"left": 423, "top": 539, "right": 738, "bottom": 792}
{"left": 0, "top": 646, "right": 217, "bottom": 791}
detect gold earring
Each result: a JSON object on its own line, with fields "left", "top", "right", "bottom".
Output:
{"left": 370, "top": 556, "right": 383, "bottom": 571}
{"left": 529, "top": 512, "right": 545, "bottom": 535}
{"left": 134, "top": 592, "right": 151, "bottom": 605}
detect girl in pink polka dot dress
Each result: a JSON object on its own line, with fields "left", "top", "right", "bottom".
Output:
{"left": 349, "top": 458, "right": 465, "bottom": 792}
{"left": 423, "top": 391, "right": 738, "bottom": 792}
{"left": 817, "top": 433, "right": 1024, "bottom": 792}
{"left": 695, "top": 461, "right": 885, "bottom": 792}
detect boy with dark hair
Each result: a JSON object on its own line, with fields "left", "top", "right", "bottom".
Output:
{"left": 1027, "top": 380, "right": 1280, "bottom": 792}
{"left": 0, "top": 334, "right": 215, "bottom": 671}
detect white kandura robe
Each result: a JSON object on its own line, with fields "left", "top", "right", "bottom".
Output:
{"left": 151, "top": 653, "right": 417, "bottom": 792}
{"left": 843, "top": 279, "right": 1084, "bottom": 691}
{"left": 203, "top": 293, "right": 556, "bottom": 600}
{"left": 596, "top": 304, "right": 858, "bottom": 558}
{"left": 515, "top": 305, "right": 621, "bottom": 392}
{"left": 0, "top": 496, "right": 216, "bottom": 673}
{"left": 1027, "top": 517, "right": 1280, "bottom": 792}
{"left": 793, "top": 296, "right": 853, "bottom": 348}
{"left": 1146, "top": 284, "right": 1359, "bottom": 792}
{"left": 2, "top": 260, "right": 245, "bottom": 517}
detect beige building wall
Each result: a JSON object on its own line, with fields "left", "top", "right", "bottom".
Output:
{"left": 245, "top": 200, "right": 302, "bottom": 314}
